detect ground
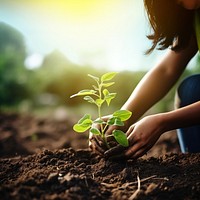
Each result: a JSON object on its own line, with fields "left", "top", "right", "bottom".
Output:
{"left": 0, "top": 112, "right": 200, "bottom": 199}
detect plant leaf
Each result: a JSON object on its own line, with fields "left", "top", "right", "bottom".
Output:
{"left": 73, "top": 117, "right": 93, "bottom": 133}
{"left": 90, "top": 127, "right": 101, "bottom": 135}
{"left": 114, "top": 118, "right": 124, "bottom": 126}
{"left": 107, "top": 117, "right": 124, "bottom": 126}
{"left": 73, "top": 123, "right": 91, "bottom": 133}
{"left": 77, "top": 114, "right": 91, "bottom": 124}
{"left": 88, "top": 74, "right": 99, "bottom": 82}
{"left": 113, "top": 130, "right": 129, "bottom": 147}
{"left": 70, "top": 90, "right": 97, "bottom": 98}
{"left": 83, "top": 96, "right": 95, "bottom": 104}
{"left": 92, "top": 85, "right": 99, "bottom": 90}
{"left": 107, "top": 117, "right": 115, "bottom": 125}
{"left": 103, "top": 89, "right": 109, "bottom": 96}
{"left": 103, "top": 89, "right": 116, "bottom": 106}
{"left": 93, "top": 119, "right": 105, "bottom": 124}
{"left": 95, "top": 98, "right": 104, "bottom": 106}
{"left": 113, "top": 110, "right": 132, "bottom": 121}
{"left": 102, "top": 82, "right": 115, "bottom": 87}
{"left": 106, "top": 93, "right": 116, "bottom": 106}
{"left": 101, "top": 72, "right": 117, "bottom": 82}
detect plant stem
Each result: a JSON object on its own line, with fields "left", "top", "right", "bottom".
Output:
{"left": 97, "top": 82, "right": 104, "bottom": 136}
{"left": 97, "top": 105, "right": 109, "bottom": 149}
{"left": 97, "top": 105, "right": 103, "bottom": 133}
{"left": 97, "top": 81, "right": 110, "bottom": 149}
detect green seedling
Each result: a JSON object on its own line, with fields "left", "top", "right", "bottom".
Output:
{"left": 70, "top": 72, "right": 132, "bottom": 149}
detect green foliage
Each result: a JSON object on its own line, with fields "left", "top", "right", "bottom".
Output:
{"left": 3, "top": 22, "right": 200, "bottom": 115}
{"left": 113, "top": 130, "right": 129, "bottom": 147}
{"left": 0, "top": 22, "right": 29, "bottom": 106}
{"left": 70, "top": 72, "right": 132, "bottom": 148}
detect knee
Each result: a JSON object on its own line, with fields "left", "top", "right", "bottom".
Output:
{"left": 176, "top": 74, "right": 200, "bottom": 108}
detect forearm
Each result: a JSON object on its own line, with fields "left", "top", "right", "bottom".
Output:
{"left": 121, "top": 37, "right": 197, "bottom": 124}
{"left": 162, "top": 101, "right": 200, "bottom": 131}
{"left": 121, "top": 51, "right": 187, "bottom": 123}
{"left": 121, "top": 60, "right": 183, "bottom": 123}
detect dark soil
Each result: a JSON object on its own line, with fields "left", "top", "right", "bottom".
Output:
{"left": 0, "top": 112, "right": 200, "bottom": 200}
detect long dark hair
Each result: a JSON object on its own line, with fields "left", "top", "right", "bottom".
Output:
{"left": 144, "top": 0, "right": 194, "bottom": 54}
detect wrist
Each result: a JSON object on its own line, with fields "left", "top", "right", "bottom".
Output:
{"left": 157, "top": 112, "right": 176, "bottom": 132}
{"left": 152, "top": 113, "right": 171, "bottom": 133}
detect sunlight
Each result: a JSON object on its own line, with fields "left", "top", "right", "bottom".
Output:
{"left": 13, "top": 0, "right": 110, "bottom": 21}
{"left": 24, "top": 53, "right": 43, "bottom": 69}
{"left": 56, "top": 0, "right": 104, "bottom": 18}
{"left": 1, "top": 0, "right": 157, "bottom": 71}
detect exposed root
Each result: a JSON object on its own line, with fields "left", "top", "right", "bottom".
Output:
{"left": 101, "top": 175, "right": 157, "bottom": 190}
{"left": 117, "top": 175, "right": 157, "bottom": 190}
{"left": 101, "top": 174, "right": 169, "bottom": 199}
{"left": 128, "top": 175, "right": 141, "bottom": 200}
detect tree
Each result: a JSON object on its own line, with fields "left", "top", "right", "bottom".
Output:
{"left": 0, "top": 22, "right": 28, "bottom": 106}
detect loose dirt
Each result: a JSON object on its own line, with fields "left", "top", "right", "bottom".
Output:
{"left": 0, "top": 112, "right": 199, "bottom": 199}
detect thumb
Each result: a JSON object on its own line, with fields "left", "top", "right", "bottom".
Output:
{"left": 126, "top": 124, "right": 135, "bottom": 137}
{"left": 105, "top": 125, "right": 118, "bottom": 142}
{"left": 104, "top": 144, "right": 127, "bottom": 160}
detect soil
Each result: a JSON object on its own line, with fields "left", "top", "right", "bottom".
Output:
{"left": 0, "top": 112, "right": 200, "bottom": 200}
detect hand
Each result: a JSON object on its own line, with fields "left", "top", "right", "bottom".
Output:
{"left": 105, "top": 114, "right": 165, "bottom": 160}
{"left": 89, "top": 115, "right": 130, "bottom": 155}
{"left": 88, "top": 115, "right": 117, "bottom": 155}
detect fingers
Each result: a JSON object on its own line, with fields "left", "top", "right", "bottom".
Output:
{"left": 105, "top": 126, "right": 117, "bottom": 142}
{"left": 125, "top": 143, "right": 152, "bottom": 159}
{"left": 104, "top": 144, "right": 127, "bottom": 159}
{"left": 104, "top": 125, "right": 136, "bottom": 160}
{"left": 89, "top": 137, "right": 105, "bottom": 155}
{"left": 89, "top": 132, "right": 108, "bottom": 155}
{"left": 104, "top": 135, "right": 150, "bottom": 160}
{"left": 89, "top": 121, "right": 118, "bottom": 155}
{"left": 107, "top": 140, "right": 118, "bottom": 148}
{"left": 89, "top": 117, "right": 136, "bottom": 158}
{"left": 125, "top": 144, "right": 145, "bottom": 159}
{"left": 104, "top": 138, "right": 133, "bottom": 160}
{"left": 126, "top": 125, "right": 135, "bottom": 137}
{"left": 129, "top": 149, "right": 146, "bottom": 160}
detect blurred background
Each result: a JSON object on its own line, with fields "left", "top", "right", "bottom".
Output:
{"left": 0, "top": 0, "right": 199, "bottom": 120}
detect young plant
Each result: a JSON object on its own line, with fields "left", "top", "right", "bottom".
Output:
{"left": 70, "top": 72, "right": 132, "bottom": 149}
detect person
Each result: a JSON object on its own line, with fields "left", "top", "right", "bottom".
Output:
{"left": 89, "top": 0, "right": 200, "bottom": 160}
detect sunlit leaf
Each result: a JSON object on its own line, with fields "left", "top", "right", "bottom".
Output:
{"left": 103, "top": 89, "right": 109, "bottom": 96}
{"left": 101, "top": 72, "right": 117, "bottom": 82}
{"left": 81, "top": 119, "right": 93, "bottom": 126}
{"left": 83, "top": 96, "right": 95, "bottom": 104}
{"left": 74, "top": 116, "right": 93, "bottom": 133}
{"left": 90, "top": 127, "right": 101, "bottom": 135}
{"left": 70, "top": 90, "right": 97, "bottom": 98}
{"left": 113, "top": 130, "right": 129, "bottom": 147}
{"left": 73, "top": 123, "right": 91, "bottom": 133}
{"left": 93, "top": 119, "right": 105, "bottom": 124}
{"left": 77, "top": 114, "right": 91, "bottom": 124}
{"left": 107, "top": 117, "right": 115, "bottom": 125}
{"left": 113, "top": 110, "right": 132, "bottom": 121}
{"left": 92, "top": 85, "right": 98, "bottom": 90}
{"left": 108, "top": 117, "right": 124, "bottom": 126}
{"left": 88, "top": 74, "right": 99, "bottom": 82}
{"left": 103, "top": 89, "right": 116, "bottom": 106}
{"left": 95, "top": 98, "right": 104, "bottom": 106}
{"left": 114, "top": 118, "right": 124, "bottom": 126}
{"left": 102, "top": 82, "right": 115, "bottom": 87}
